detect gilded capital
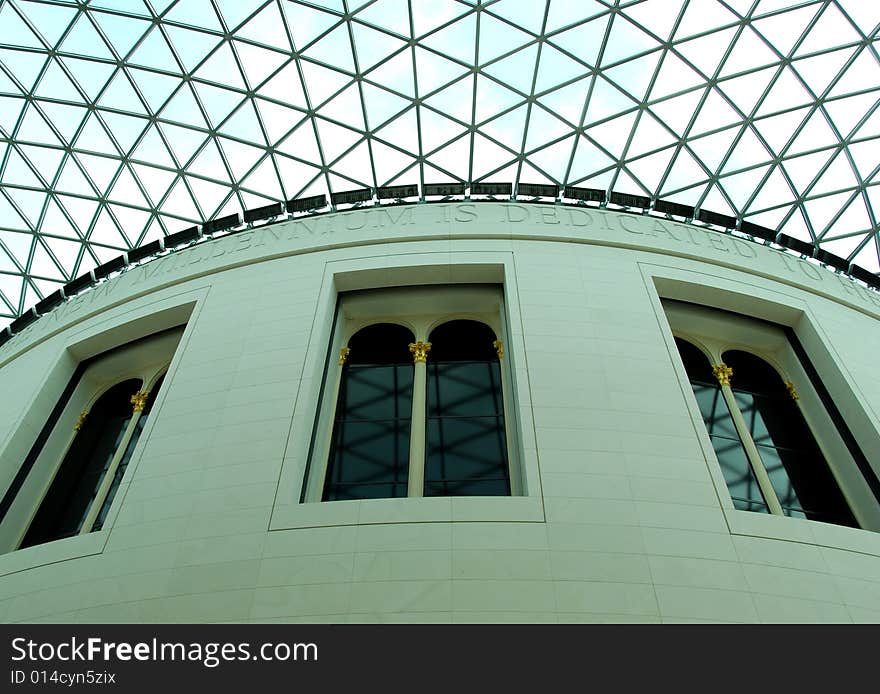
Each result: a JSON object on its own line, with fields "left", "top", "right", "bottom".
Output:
{"left": 785, "top": 380, "right": 799, "bottom": 400}
{"left": 131, "top": 390, "right": 150, "bottom": 413}
{"left": 74, "top": 410, "right": 88, "bottom": 432}
{"left": 493, "top": 339, "right": 504, "bottom": 360}
{"left": 409, "top": 340, "right": 431, "bottom": 363}
{"left": 712, "top": 363, "right": 733, "bottom": 387}
{"left": 339, "top": 346, "right": 350, "bottom": 365}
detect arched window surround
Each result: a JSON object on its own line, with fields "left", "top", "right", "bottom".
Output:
{"left": 664, "top": 299, "right": 880, "bottom": 531}
{"left": 303, "top": 285, "right": 521, "bottom": 503}
{"left": 0, "top": 329, "right": 182, "bottom": 553}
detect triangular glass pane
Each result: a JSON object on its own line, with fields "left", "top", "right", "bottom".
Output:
{"left": 548, "top": 16, "right": 607, "bottom": 69}
{"left": 810, "top": 149, "right": 858, "bottom": 196}
{"left": 482, "top": 44, "right": 539, "bottom": 96}
{"left": 674, "top": 0, "right": 738, "bottom": 40}
{"left": 829, "top": 48, "right": 880, "bottom": 99}
{"left": 131, "top": 124, "right": 175, "bottom": 167}
{"left": 477, "top": 13, "right": 534, "bottom": 65}
{"left": 89, "top": 207, "right": 128, "bottom": 249}
{"left": 16, "top": 104, "right": 62, "bottom": 146}
{"left": 825, "top": 92, "right": 880, "bottom": 139}
{"left": 475, "top": 75, "right": 525, "bottom": 124}
{"left": 161, "top": 177, "right": 200, "bottom": 220}
{"left": 471, "top": 133, "right": 516, "bottom": 179}
{"left": 748, "top": 166, "right": 795, "bottom": 213}
{"left": 60, "top": 56, "right": 115, "bottom": 102}
{"left": 546, "top": 0, "right": 608, "bottom": 34}
{"left": 36, "top": 102, "right": 86, "bottom": 145}
{"left": 218, "top": 100, "right": 265, "bottom": 143}
{"left": 783, "top": 149, "right": 835, "bottom": 191}
{"left": 315, "top": 118, "right": 361, "bottom": 162}
{"left": 690, "top": 88, "right": 742, "bottom": 136}
{"left": 16, "top": 0, "right": 78, "bottom": 48}
{"left": 259, "top": 60, "right": 308, "bottom": 109}
{"left": 108, "top": 164, "right": 149, "bottom": 207}
{"left": 236, "top": 2, "right": 292, "bottom": 51}
{"left": 257, "top": 99, "right": 307, "bottom": 145}
{"left": 159, "top": 122, "right": 208, "bottom": 166}
{"left": 662, "top": 147, "right": 710, "bottom": 194}
{"left": 650, "top": 51, "right": 707, "bottom": 100}
{"left": 330, "top": 140, "right": 373, "bottom": 186}
{"left": 724, "top": 126, "right": 773, "bottom": 172}
{"left": 92, "top": 11, "right": 151, "bottom": 59}
{"left": 627, "top": 111, "right": 676, "bottom": 158}
{"left": 365, "top": 49, "right": 415, "bottom": 97}
{"left": 796, "top": 3, "right": 861, "bottom": 55}
{"left": 603, "top": 50, "right": 662, "bottom": 103}
{"left": 300, "top": 60, "right": 352, "bottom": 107}
{"left": 525, "top": 105, "right": 572, "bottom": 152}
{"left": 585, "top": 111, "right": 638, "bottom": 161}
{"left": 192, "top": 81, "right": 244, "bottom": 127}
{"left": 44, "top": 237, "right": 82, "bottom": 277}
{"left": 351, "top": 22, "right": 407, "bottom": 72}
{"left": 792, "top": 47, "right": 857, "bottom": 98}
{"left": 188, "top": 140, "right": 231, "bottom": 182}
{"left": 0, "top": 274, "right": 24, "bottom": 312}
{"left": 423, "top": 75, "right": 474, "bottom": 125}
{"left": 612, "top": 168, "right": 649, "bottom": 196}
{"left": 3, "top": 148, "right": 42, "bottom": 188}
{"left": 98, "top": 70, "right": 144, "bottom": 114}
{"left": 219, "top": 137, "right": 265, "bottom": 180}
{"left": 414, "top": 47, "right": 469, "bottom": 96}
{"left": 488, "top": 0, "right": 546, "bottom": 36}
{"left": 419, "top": 106, "right": 468, "bottom": 154}
{"left": 34, "top": 58, "right": 82, "bottom": 103}
{"left": 303, "top": 22, "right": 355, "bottom": 73}
{"left": 130, "top": 163, "right": 175, "bottom": 205}
{"left": 187, "top": 176, "right": 232, "bottom": 218}
{"left": 108, "top": 205, "right": 151, "bottom": 246}
{"left": 787, "top": 110, "right": 838, "bottom": 155}
{"left": 648, "top": 89, "right": 704, "bottom": 138}
{"left": 371, "top": 139, "right": 417, "bottom": 186}
{"left": 129, "top": 26, "right": 181, "bottom": 73}
{"left": 428, "top": 134, "right": 470, "bottom": 180}
{"left": 622, "top": 0, "right": 681, "bottom": 45}
{"left": 361, "top": 83, "right": 411, "bottom": 129}
{"left": 601, "top": 15, "right": 661, "bottom": 66}
{"left": 717, "top": 66, "right": 777, "bottom": 116}
{"left": 751, "top": 5, "right": 819, "bottom": 58}
{"left": 538, "top": 76, "right": 590, "bottom": 126}
{"left": 323, "top": 83, "right": 366, "bottom": 130}
{"left": 847, "top": 139, "right": 880, "bottom": 181}
{"left": 718, "top": 164, "right": 770, "bottom": 212}
{"left": 688, "top": 126, "right": 739, "bottom": 174}
{"left": 353, "top": 0, "right": 410, "bottom": 37}
{"left": 57, "top": 193, "right": 99, "bottom": 231}
{"left": 412, "top": 2, "right": 469, "bottom": 39}
{"left": 76, "top": 152, "right": 122, "bottom": 191}
{"left": 699, "top": 184, "right": 736, "bottom": 217}
{"left": 5, "top": 188, "right": 44, "bottom": 228}
{"left": 195, "top": 41, "right": 246, "bottom": 89}
{"left": 628, "top": 147, "right": 676, "bottom": 192}
{"left": 75, "top": 112, "right": 118, "bottom": 155}
{"left": 99, "top": 111, "right": 149, "bottom": 156}
{"left": 0, "top": 48, "right": 47, "bottom": 92}
{"left": 274, "top": 154, "right": 322, "bottom": 197}
{"left": 421, "top": 12, "right": 477, "bottom": 65}
{"left": 534, "top": 42, "right": 590, "bottom": 95}
{"left": 276, "top": 120, "right": 322, "bottom": 163}
{"left": 804, "top": 191, "right": 853, "bottom": 235}
{"left": 720, "top": 26, "right": 781, "bottom": 78}
{"left": 166, "top": 0, "right": 223, "bottom": 31}
{"left": 283, "top": 3, "right": 340, "bottom": 50}
{"left": 19, "top": 144, "right": 63, "bottom": 186}
{"left": 234, "top": 41, "right": 288, "bottom": 89}
{"left": 56, "top": 156, "right": 96, "bottom": 196}
{"left": 583, "top": 76, "right": 638, "bottom": 125}
{"left": 128, "top": 68, "right": 180, "bottom": 114}
{"left": 0, "top": 95, "right": 24, "bottom": 135}
{"left": 60, "top": 13, "right": 114, "bottom": 59}
{"left": 241, "top": 156, "right": 283, "bottom": 198}
{"left": 165, "top": 26, "right": 224, "bottom": 74}
{"left": 675, "top": 27, "right": 737, "bottom": 79}
{"left": 528, "top": 133, "right": 575, "bottom": 182}
{"left": 481, "top": 104, "right": 528, "bottom": 152}
{"left": 754, "top": 107, "right": 810, "bottom": 156}
{"left": 372, "top": 108, "right": 418, "bottom": 152}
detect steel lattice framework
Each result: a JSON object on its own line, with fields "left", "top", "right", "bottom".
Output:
{"left": 0, "top": 0, "right": 879, "bottom": 329}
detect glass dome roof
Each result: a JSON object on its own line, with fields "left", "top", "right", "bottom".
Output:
{"left": 1, "top": 0, "right": 878, "bottom": 329}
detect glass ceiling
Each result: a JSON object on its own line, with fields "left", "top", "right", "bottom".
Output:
{"left": 1, "top": 0, "right": 879, "bottom": 330}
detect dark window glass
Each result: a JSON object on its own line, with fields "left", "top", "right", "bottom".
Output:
{"left": 425, "top": 320, "right": 510, "bottom": 496}
{"left": 92, "top": 375, "right": 165, "bottom": 531}
{"left": 323, "top": 324, "right": 414, "bottom": 501}
{"left": 675, "top": 339, "right": 769, "bottom": 514}
{"left": 21, "top": 378, "right": 142, "bottom": 548}
{"left": 724, "top": 350, "right": 857, "bottom": 527}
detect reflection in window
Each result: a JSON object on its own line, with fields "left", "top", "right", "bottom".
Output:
{"left": 92, "top": 375, "right": 165, "bottom": 531}
{"left": 425, "top": 320, "right": 509, "bottom": 496}
{"left": 21, "top": 379, "right": 142, "bottom": 548}
{"left": 724, "top": 350, "right": 856, "bottom": 527}
{"left": 676, "top": 339, "right": 768, "bottom": 514}
{"left": 323, "top": 324, "right": 414, "bottom": 500}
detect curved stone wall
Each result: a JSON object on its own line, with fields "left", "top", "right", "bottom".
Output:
{"left": 1, "top": 204, "right": 879, "bottom": 623}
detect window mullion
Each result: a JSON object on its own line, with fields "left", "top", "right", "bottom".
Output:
{"left": 407, "top": 340, "right": 430, "bottom": 498}
{"left": 77, "top": 388, "right": 148, "bottom": 534}
{"left": 713, "top": 363, "right": 785, "bottom": 517}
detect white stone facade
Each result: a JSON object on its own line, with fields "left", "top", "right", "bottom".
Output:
{"left": 1, "top": 204, "right": 879, "bottom": 623}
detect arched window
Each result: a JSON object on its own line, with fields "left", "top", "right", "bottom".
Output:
{"left": 323, "top": 324, "right": 415, "bottom": 500}
{"left": 676, "top": 339, "right": 768, "bottom": 514}
{"left": 91, "top": 373, "right": 165, "bottom": 531}
{"left": 424, "top": 320, "right": 509, "bottom": 496}
{"left": 723, "top": 350, "right": 856, "bottom": 526}
{"left": 20, "top": 378, "right": 143, "bottom": 548}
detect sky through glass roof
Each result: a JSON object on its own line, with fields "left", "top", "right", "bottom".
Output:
{"left": 0, "top": 0, "right": 879, "bottom": 330}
